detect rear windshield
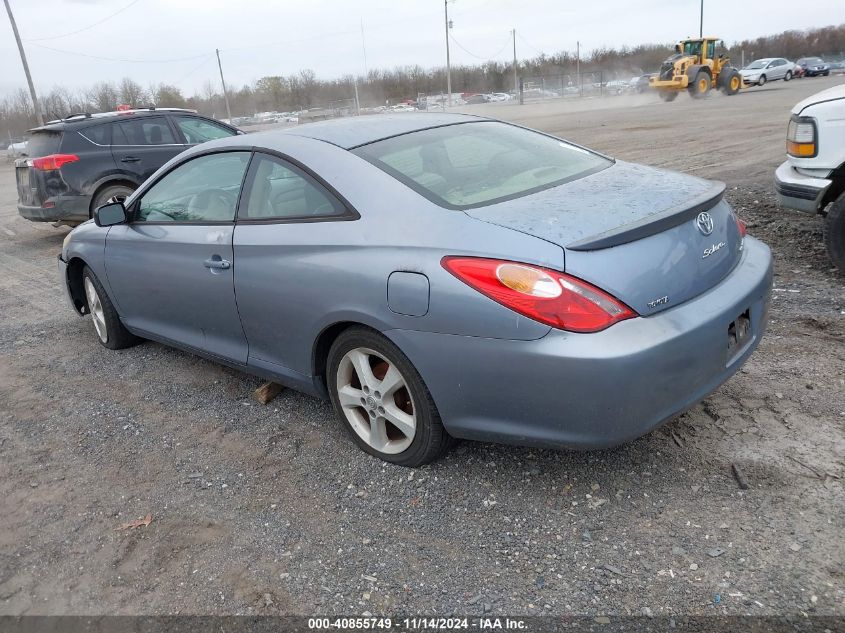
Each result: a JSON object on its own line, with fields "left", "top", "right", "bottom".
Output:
{"left": 353, "top": 121, "right": 610, "bottom": 209}
{"left": 25, "top": 131, "right": 62, "bottom": 157}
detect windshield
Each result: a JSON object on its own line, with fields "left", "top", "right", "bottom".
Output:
{"left": 745, "top": 60, "right": 767, "bottom": 69}
{"left": 353, "top": 121, "right": 611, "bottom": 209}
{"left": 800, "top": 58, "right": 823, "bottom": 64}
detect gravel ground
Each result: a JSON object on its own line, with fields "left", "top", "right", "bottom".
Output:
{"left": 1, "top": 77, "right": 844, "bottom": 618}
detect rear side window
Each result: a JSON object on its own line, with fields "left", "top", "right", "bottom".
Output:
{"left": 354, "top": 121, "right": 611, "bottom": 209}
{"left": 79, "top": 123, "right": 112, "bottom": 145}
{"left": 25, "top": 131, "right": 61, "bottom": 157}
{"left": 113, "top": 116, "right": 176, "bottom": 146}
{"left": 173, "top": 116, "right": 236, "bottom": 144}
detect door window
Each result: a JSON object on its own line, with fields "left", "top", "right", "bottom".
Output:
{"left": 113, "top": 116, "right": 176, "bottom": 146}
{"left": 173, "top": 116, "right": 237, "bottom": 144}
{"left": 242, "top": 153, "right": 346, "bottom": 220}
{"left": 136, "top": 152, "right": 250, "bottom": 222}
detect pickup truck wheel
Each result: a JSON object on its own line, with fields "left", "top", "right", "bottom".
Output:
{"left": 824, "top": 194, "right": 845, "bottom": 275}
{"left": 82, "top": 266, "right": 141, "bottom": 349}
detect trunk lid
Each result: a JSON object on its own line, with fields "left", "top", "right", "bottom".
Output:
{"left": 464, "top": 161, "right": 744, "bottom": 315}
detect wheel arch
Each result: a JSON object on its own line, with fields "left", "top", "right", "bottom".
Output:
{"left": 821, "top": 162, "right": 845, "bottom": 211}
{"left": 66, "top": 256, "right": 90, "bottom": 315}
{"left": 686, "top": 64, "right": 711, "bottom": 81}
{"left": 87, "top": 178, "right": 138, "bottom": 217}
{"left": 312, "top": 321, "right": 382, "bottom": 394}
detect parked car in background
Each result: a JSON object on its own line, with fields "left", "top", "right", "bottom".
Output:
{"left": 740, "top": 58, "right": 794, "bottom": 85}
{"left": 775, "top": 84, "right": 845, "bottom": 273}
{"left": 16, "top": 107, "right": 241, "bottom": 225}
{"left": 796, "top": 57, "right": 830, "bottom": 77}
{"left": 6, "top": 140, "right": 27, "bottom": 158}
{"left": 828, "top": 60, "right": 845, "bottom": 74}
{"left": 464, "top": 94, "right": 492, "bottom": 104}
{"left": 630, "top": 74, "right": 655, "bottom": 93}
{"left": 60, "top": 113, "right": 772, "bottom": 466}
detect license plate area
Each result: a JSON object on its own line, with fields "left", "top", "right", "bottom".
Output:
{"left": 727, "top": 308, "right": 752, "bottom": 363}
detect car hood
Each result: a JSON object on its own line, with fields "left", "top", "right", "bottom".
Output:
{"left": 792, "top": 84, "right": 845, "bottom": 114}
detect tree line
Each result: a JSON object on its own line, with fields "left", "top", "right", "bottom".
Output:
{"left": 3, "top": 23, "right": 843, "bottom": 142}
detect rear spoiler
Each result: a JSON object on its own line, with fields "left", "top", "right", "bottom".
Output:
{"left": 566, "top": 181, "right": 726, "bottom": 251}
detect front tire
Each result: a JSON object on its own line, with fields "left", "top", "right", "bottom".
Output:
{"left": 758, "top": 74, "right": 767, "bottom": 86}
{"left": 824, "top": 193, "right": 845, "bottom": 275}
{"left": 688, "top": 71, "right": 711, "bottom": 98}
{"left": 658, "top": 90, "right": 678, "bottom": 102}
{"left": 327, "top": 327, "right": 451, "bottom": 467}
{"left": 82, "top": 266, "right": 141, "bottom": 350}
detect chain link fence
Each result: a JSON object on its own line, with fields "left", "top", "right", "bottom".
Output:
{"left": 519, "top": 71, "right": 636, "bottom": 103}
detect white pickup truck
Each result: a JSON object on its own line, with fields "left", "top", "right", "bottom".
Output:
{"left": 774, "top": 83, "right": 845, "bottom": 273}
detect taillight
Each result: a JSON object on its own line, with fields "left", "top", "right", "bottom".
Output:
{"left": 736, "top": 217, "right": 747, "bottom": 238}
{"left": 442, "top": 257, "right": 637, "bottom": 333}
{"left": 786, "top": 115, "right": 816, "bottom": 157}
{"left": 31, "top": 154, "right": 79, "bottom": 171}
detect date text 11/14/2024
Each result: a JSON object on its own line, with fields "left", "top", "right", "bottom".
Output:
{"left": 307, "top": 617, "right": 528, "bottom": 630}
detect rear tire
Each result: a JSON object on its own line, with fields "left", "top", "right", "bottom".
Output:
{"left": 82, "top": 266, "right": 141, "bottom": 350}
{"left": 326, "top": 327, "right": 452, "bottom": 467}
{"left": 90, "top": 184, "right": 135, "bottom": 218}
{"left": 688, "top": 71, "right": 711, "bottom": 98}
{"left": 784, "top": 70, "right": 793, "bottom": 81}
{"left": 823, "top": 193, "right": 845, "bottom": 275}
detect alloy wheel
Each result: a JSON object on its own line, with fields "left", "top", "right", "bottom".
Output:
{"left": 335, "top": 347, "right": 416, "bottom": 454}
{"left": 83, "top": 277, "right": 108, "bottom": 343}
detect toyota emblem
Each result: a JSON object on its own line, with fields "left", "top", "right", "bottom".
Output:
{"left": 696, "top": 211, "right": 714, "bottom": 235}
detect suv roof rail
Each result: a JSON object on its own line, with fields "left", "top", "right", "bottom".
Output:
{"left": 63, "top": 112, "right": 93, "bottom": 121}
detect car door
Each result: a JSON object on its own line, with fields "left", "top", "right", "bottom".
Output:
{"left": 105, "top": 150, "right": 252, "bottom": 363}
{"left": 232, "top": 152, "right": 357, "bottom": 379}
{"left": 110, "top": 115, "right": 183, "bottom": 183}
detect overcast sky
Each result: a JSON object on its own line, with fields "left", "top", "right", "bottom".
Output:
{"left": 1, "top": 0, "right": 842, "bottom": 98}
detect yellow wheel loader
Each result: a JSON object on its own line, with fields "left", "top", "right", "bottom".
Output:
{"left": 649, "top": 37, "right": 743, "bottom": 101}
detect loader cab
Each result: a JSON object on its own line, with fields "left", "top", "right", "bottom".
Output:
{"left": 681, "top": 38, "right": 719, "bottom": 66}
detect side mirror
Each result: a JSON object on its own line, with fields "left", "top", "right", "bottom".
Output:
{"left": 94, "top": 202, "right": 127, "bottom": 227}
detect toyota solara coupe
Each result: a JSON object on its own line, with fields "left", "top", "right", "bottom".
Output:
{"left": 59, "top": 113, "right": 772, "bottom": 466}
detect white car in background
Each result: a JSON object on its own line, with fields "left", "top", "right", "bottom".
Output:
{"left": 741, "top": 58, "right": 794, "bottom": 86}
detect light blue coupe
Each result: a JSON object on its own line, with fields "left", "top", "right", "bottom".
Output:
{"left": 59, "top": 113, "right": 772, "bottom": 466}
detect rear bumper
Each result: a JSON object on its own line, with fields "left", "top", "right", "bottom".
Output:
{"left": 18, "top": 194, "right": 91, "bottom": 223}
{"left": 774, "top": 160, "right": 830, "bottom": 213}
{"left": 387, "top": 238, "right": 773, "bottom": 450}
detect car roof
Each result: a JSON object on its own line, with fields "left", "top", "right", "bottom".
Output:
{"left": 29, "top": 108, "right": 199, "bottom": 133}
{"left": 275, "top": 112, "right": 488, "bottom": 149}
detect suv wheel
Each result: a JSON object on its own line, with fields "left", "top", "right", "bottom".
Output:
{"left": 91, "top": 184, "right": 135, "bottom": 217}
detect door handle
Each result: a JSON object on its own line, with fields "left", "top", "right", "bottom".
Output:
{"left": 121, "top": 156, "right": 141, "bottom": 163}
{"left": 204, "top": 257, "right": 231, "bottom": 270}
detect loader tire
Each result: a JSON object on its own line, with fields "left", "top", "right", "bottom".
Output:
{"left": 721, "top": 69, "right": 742, "bottom": 95}
{"left": 688, "top": 71, "right": 711, "bottom": 98}
{"left": 658, "top": 90, "right": 678, "bottom": 102}
{"left": 824, "top": 193, "right": 845, "bottom": 276}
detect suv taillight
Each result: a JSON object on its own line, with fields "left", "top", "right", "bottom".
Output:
{"left": 786, "top": 115, "right": 817, "bottom": 157}
{"left": 442, "top": 257, "right": 637, "bottom": 333}
{"left": 31, "top": 154, "right": 79, "bottom": 171}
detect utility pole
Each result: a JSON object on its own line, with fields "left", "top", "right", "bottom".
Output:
{"left": 360, "top": 18, "right": 369, "bottom": 78}
{"left": 215, "top": 48, "right": 232, "bottom": 122}
{"left": 444, "top": 0, "right": 452, "bottom": 107}
{"left": 353, "top": 78, "right": 360, "bottom": 116}
{"left": 576, "top": 41, "right": 581, "bottom": 97}
{"left": 699, "top": 0, "right": 704, "bottom": 38}
{"left": 512, "top": 29, "right": 518, "bottom": 95}
{"left": 4, "top": 0, "right": 43, "bottom": 126}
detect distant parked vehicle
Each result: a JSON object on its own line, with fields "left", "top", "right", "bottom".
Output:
{"left": 15, "top": 107, "right": 240, "bottom": 225}
{"left": 464, "top": 94, "right": 491, "bottom": 104}
{"left": 740, "top": 58, "right": 794, "bottom": 85}
{"left": 631, "top": 74, "right": 655, "bottom": 93}
{"left": 796, "top": 57, "right": 830, "bottom": 77}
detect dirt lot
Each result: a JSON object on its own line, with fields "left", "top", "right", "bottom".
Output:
{"left": 1, "top": 77, "right": 844, "bottom": 619}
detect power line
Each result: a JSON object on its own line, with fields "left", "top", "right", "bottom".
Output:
{"left": 27, "top": 42, "right": 210, "bottom": 64}
{"left": 24, "top": 0, "right": 142, "bottom": 42}
{"left": 516, "top": 32, "right": 544, "bottom": 56}
{"left": 448, "top": 33, "right": 511, "bottom": 60}
{"left": 172, "top": 54, "right": 215, "bottom": 85}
